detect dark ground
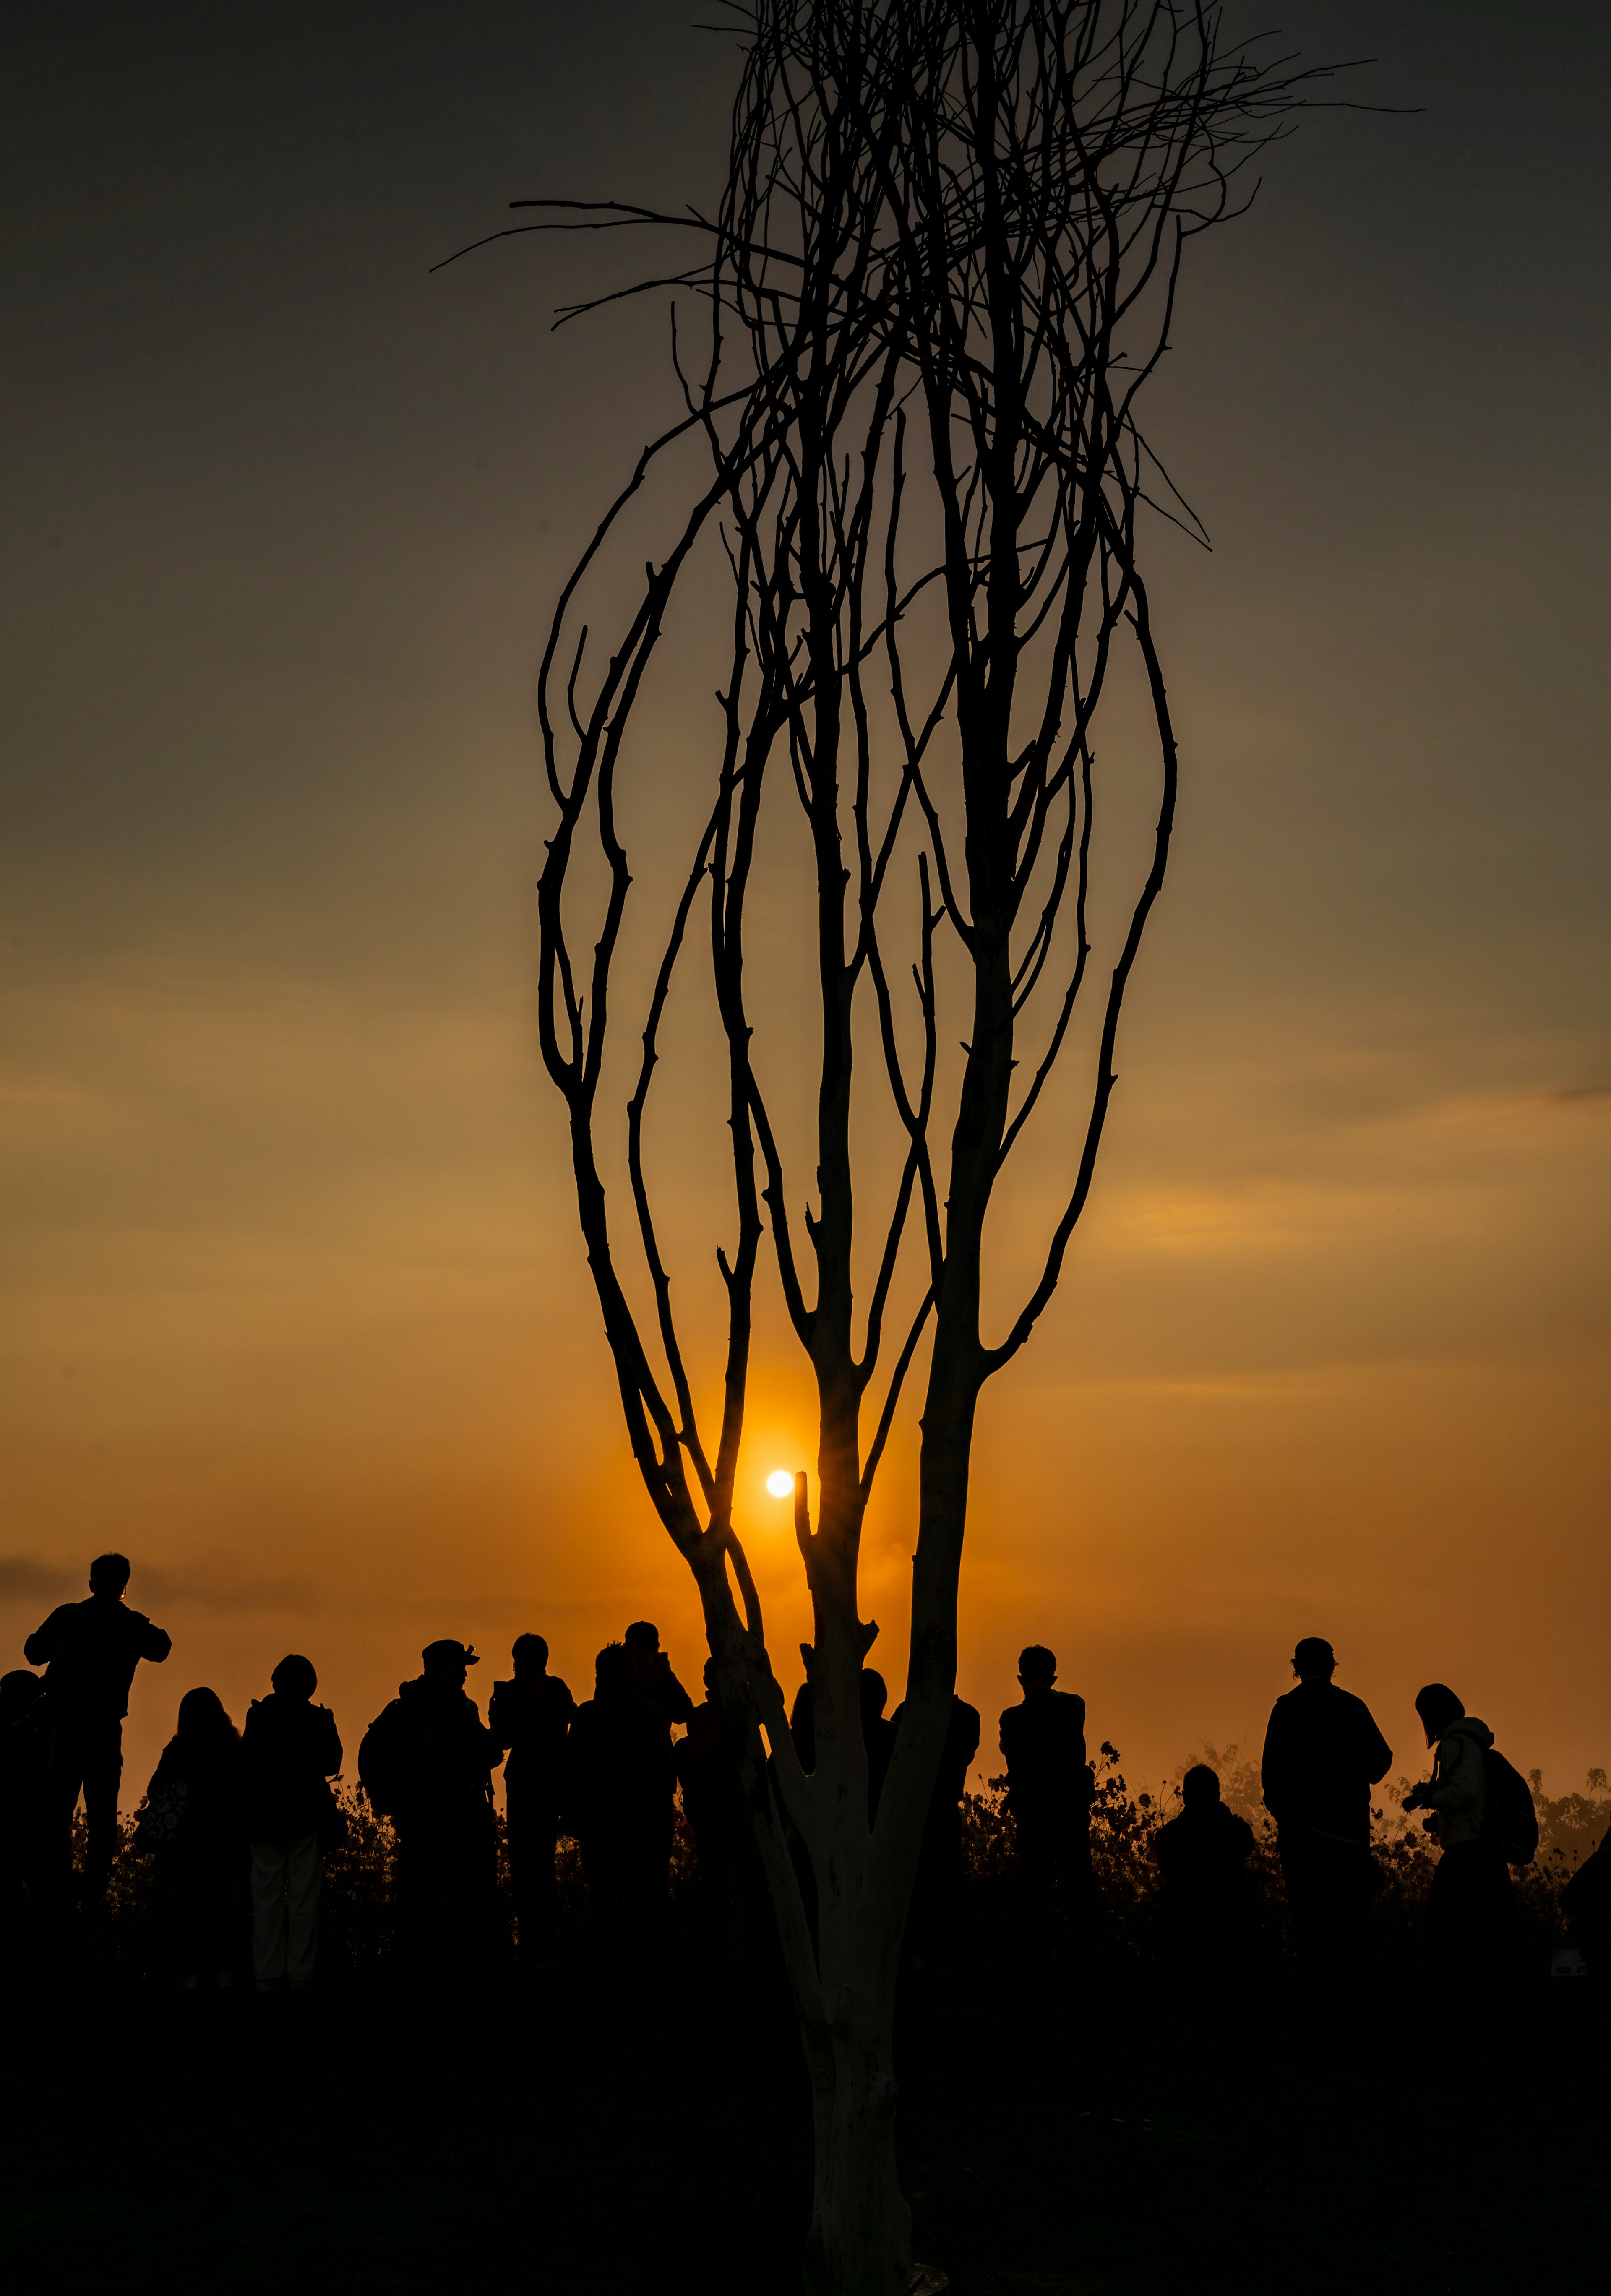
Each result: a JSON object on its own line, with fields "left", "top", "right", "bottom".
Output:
{"left": 1, "top": 1943, "right": 1604, "bottom": 2293}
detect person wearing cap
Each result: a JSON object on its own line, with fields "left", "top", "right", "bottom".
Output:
{"left": 24, "top": 1553, "right": 171, "bottom": 1911}
{"left": 1260, "top": 1637, "right": 1392, "bottom": 1988}
{"left": 358, "top": 1639, "right": 504, "bottom": 1978}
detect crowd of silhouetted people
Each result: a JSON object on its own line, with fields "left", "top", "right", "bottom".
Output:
{"left": 2, "top": 1556, "right": 1607, "bottom": 1997}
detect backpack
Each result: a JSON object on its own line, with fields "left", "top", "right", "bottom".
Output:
{"left": 1481, "top": 1749, "right": 1538, "bottom": 1867}
{"left": 133, "top": 1778, "right": 190, "bottom": 1853}
{"left": 357, "top": 1703, "right": 406, "bottom": 1821}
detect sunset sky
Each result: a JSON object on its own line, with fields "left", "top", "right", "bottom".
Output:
{"left": 3, "top": 0, "right": 1607, "bottom": 1809}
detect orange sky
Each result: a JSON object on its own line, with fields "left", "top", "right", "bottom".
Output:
{"left": 3, "top": 2, "right": 1608, "bottom": 1808}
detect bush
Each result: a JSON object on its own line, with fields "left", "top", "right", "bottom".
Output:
{"left": 52, "top": 1757, "right": 1606, "bottom": 1990}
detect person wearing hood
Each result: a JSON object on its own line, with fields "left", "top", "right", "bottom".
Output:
{"left": 358, "top": 1640, "right": 504, "bottom": 1978}
{"left": 241, "top": 1654, "right": 343, "bottom": 1992}
{"left": 1402, "top": 1682, "right": 1516, "bottom": 1984}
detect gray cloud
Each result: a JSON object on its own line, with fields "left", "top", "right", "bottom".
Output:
{"left": 0, "top": 1556, "right": 76, "bottom": 1606}
{"left": 0, "top": 1556, "right": 319, "bottom": 1615}
{"left": 136, "top": 1564, "right": 319, "bottom": 1614}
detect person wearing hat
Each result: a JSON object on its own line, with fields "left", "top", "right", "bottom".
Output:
{"left": 1259, "top": 1637, "right": 1392, "bottom": 1989}
{"left": 358, "top": 1639, "right": 504, "bottom": 1978}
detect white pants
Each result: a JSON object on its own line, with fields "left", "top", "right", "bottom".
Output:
{"left": 250, "top": 1835, "right": 323, "bottom": 1986}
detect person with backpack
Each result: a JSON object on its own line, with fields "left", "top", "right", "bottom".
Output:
{"left": 1402, "top": 1682, "right": 1530, "bottom": 1988}
{"left": 241, "top": 1655, "right": 343, "bottom": 1993}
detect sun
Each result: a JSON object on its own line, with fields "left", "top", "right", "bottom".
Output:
{"left": 766, "top": 1469, "right": 794, "bottom": 1499}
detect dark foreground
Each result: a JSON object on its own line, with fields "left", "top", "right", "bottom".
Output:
{"left": 1, "top": 1949, "right": 1603, "bottom": 2294}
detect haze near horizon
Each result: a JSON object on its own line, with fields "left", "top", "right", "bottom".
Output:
{"left": 3, "top": 0, "right": 1607, "bottom": 1802}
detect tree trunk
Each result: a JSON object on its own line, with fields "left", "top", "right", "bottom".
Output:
{"left": 801, "top": 1988, "right": 910, "bottom": 2296}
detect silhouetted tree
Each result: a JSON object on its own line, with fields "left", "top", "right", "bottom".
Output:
{"left": 516, "top": 5, "right": 1322, "bottom": 2288}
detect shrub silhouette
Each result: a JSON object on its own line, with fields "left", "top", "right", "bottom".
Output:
{"left": 54, "top": 1756, "right": 1604, "bottom": 1985}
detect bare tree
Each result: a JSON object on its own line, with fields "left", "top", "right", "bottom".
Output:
{"left": 514, "top": 6, "right": 1319, "bottom": 2290}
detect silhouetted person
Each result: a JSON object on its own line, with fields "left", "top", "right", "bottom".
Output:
{"left": 1260, "top": 1637, "right": 1391, "bottom": 1990}
{"left": 488, "top": 1633, "right": 576, "bottom": 1962}
{"left": 889, "top": 1691, "right": 982, "bottom": 1970}
{"left": 563, "top": 1642, "right": 673, "bottom": 1976}
{"left": 787, "top": 1672, "right": 900, "bottom": 1813}
{"left": 788, "top": 1679, "right": 817, "bottom": 1773}
{"left": 623, "top": 1621, "right": 695, "bottom": 1741}
{"left": 140, "top": 1687, "right": 247, "bottom": 1987}
{"left": 1402, "top": 1682, "right": 1517, "bottom": 1990}
{"left": 1561, "top": 1827, "right": 1611, "bottom": 1974}
{"left": 242, "top": 1654, "right": 342, "bottom": 1993}
{"left": 24, "top": 1552, "right": 171, "bottom": 1910}
{"left": 780, "top": 1670, "right": 901, "bottom": 1950}
{"left": 359, "top": 1639, "right": 503, "bottom": 1981}
{"left": 676, "top": 1659, "right": 767, "bottom": 1963}
{"left": 0, "top": 1669, "right": 45, "bottom": 1725}
{"left": 1000, "top": 1645, "right": 1094, "bottom": 1965}
{"left": 1152, "top": 1764, "right": 1258, "bottom": 1983}
{"left": 860, "top": 1669, "right": 897, "bottom": 1822}
{"left": 780, "top": 1680, "right": 821, "bottom": 1948}
{"left": 0, "top": 1670, "right": 49, "bottom": 1947}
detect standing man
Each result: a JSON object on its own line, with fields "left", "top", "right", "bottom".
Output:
{"left": 25, "top": 1552, "right": 171, "bottom": 1910}
{"left": 675, "top": 1657, "right": 768, "bottom": 1966}
{"left": 890, "top": 1689, "right": 982, "bottom": 1972}
{"left": 358, "top": 1639, "right": 504, "bottom": 1980}
{"left": 623, "top": 1621, "right": 695, "bottom": 1741}
{"left": 488, "top": 1633, "right": 575, "bottom": 1963}
{"left": 564, "top": 1642, "right": 674, "bottom": 1978}
{"left": 999, "top": 1644, "right": 1094, "bottom": 1968}
{"left": 1260, "top": 1635, "right": 1392, "bottom": 1991}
